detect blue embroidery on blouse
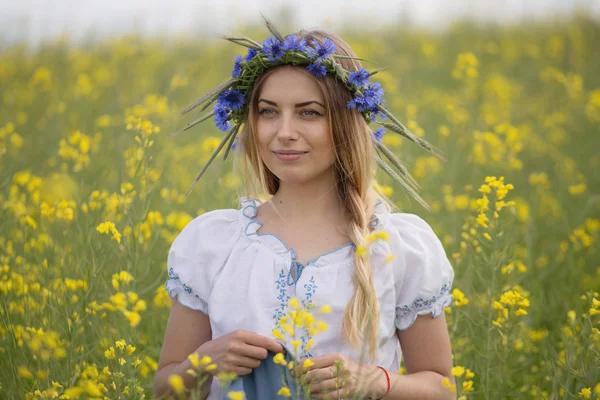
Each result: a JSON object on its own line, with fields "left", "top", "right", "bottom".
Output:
{"left": 273, "top": 268, "right": 290, "bottom": 325}
{"left": 299, "top": 275, "right": 318, "bottom": 358}
{"left": 167, "top": 267, "right": 206, "bottom": 306}
{"left": 398, "top": 283, "right": 452, "bottom": 317}
{"left": 286, "top": 261, "right": 305, "bottom": 286}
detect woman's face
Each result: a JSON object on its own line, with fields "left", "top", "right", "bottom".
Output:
{"left": 255, "top": 66, "right": 336, "bottom": 186}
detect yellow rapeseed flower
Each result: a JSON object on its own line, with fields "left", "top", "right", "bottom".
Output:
{"left": 305, "top": 339, "right": 315, "bottom": 351}
{"left": 463, "top": 380, "right": 474, "bottom": 392}
{"left": 452, "top": 288, "right": 469, "bottom": 307}
{"left": 168, "top": 375, "right": 185, "bottom": 395}
{"left": 303, "top": 359, "right": 314, "bottom": 371}
{"left": 441, "top": 377, "right": 456, "bottom": 393}
{"left": 318, "top": 304, "right": 332, "bottom": 314}
{"left": 227, "top": 391, "right": 246, "bottom": 400}
{"left": 272, "top": 329, "right": 285, "bottom": 341}
{"left": 104, "top": 347, "right": 115, "bottom": 359}
{"left": 278, "top": 387, "right": 292, "bottom": 397}
{"left": 188, "top": 353, "right": 200, "bottom": 368}
{"left": 18, "top": 365, "right": 33, "bottom": 379}
{"left": 273, "top": 353, "right": 287, "bottom": 366}
{"left": 578, "top": 387, "right": 591, "bottom": 399}
{"left": 288, "top": 297, "right": 300, "bottom": 310}
{"left": 282, "top": 324, "right": 295, "bottom": 336}
{"left": 200, "top": 355, "right": 212, "bottom": 365}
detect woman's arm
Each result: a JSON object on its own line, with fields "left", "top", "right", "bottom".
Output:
{"left": 154, "top": 297, "right": 213, "bottom": 399}
{"left": 371, "top": 313, "right": 456, "bottom": 399}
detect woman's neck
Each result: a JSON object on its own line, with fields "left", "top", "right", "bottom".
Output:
{"left": 268, "top": 176, "right": 345, "bottom": 224}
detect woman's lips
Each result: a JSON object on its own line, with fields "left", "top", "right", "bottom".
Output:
{"left": 273, "top": 152, "right": 308, "bottom": 161}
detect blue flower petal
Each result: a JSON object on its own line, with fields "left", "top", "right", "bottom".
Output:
{"left": 232, "top": 55, "right": 243, "bottom": 77}
{"left": 262, "top": 36, "right": 285, "bottom": 62}
{"left": 348, "top": 68, "right": 370, "bottom": 87}
{"left": 307, "top": 63, "right": 327, "bottom": 78}
{"left": 245, "top": 48, "right": 258, "bottom": 62}
{"left": 217, "top": 89, "right": 245, "bottom": 111}
{"left": 214, "top": 103, "right": 231, "bottom": 132}
{"left": 373, "top": 127, "right": 386, "bottom": 142}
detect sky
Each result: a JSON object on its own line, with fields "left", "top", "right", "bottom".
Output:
{"left": 1, "top": 0, "right": 598, "bottom": 49}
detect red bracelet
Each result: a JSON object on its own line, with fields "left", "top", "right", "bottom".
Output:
{"left": 368, "top": 366, "right": 390, "bottom": 400}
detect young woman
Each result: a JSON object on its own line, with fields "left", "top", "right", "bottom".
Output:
{"left": 154, "top": 25, "right": 456, "bottom": 400}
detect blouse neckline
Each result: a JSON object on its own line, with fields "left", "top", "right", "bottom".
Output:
{"left": 238, "top": 197, "right": 389, "bottom": 268}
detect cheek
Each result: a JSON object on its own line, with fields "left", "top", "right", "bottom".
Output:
{"left": 311, "top": 127, "right": 335, "bottom": 155}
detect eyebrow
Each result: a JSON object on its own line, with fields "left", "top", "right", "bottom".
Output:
{"left": 258, "top": 99, "right": 325, "bottom": 108}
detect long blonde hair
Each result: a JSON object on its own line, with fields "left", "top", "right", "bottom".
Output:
{"left": 239, "top": 29, "right": 381, "bottom": 362}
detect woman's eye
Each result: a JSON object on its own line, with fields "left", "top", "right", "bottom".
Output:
{"left": 302, "top": 109, "right": 322, "bottom": 116}
{"left": 259, "top": 108, "right": 274, "bottom": 115}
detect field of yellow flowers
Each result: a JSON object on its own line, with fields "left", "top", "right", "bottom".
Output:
{"left": 1, "top": 13, "right": 599, "bottom": 399}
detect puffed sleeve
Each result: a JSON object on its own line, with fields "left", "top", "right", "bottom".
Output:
{"left": 385, "top": 213, "right": 454, "bottom": 330}
{"left": 164, "top": 209, "right": 241, "bottom": 314}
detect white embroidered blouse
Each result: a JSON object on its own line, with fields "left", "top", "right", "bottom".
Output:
{"left": 165, "top": 198, "right": 454, "bottom": 376}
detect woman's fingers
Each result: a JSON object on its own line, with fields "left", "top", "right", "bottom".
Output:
{"left": 229, "top": 354, "right": 262, "bottom": 369}
{"left": 234, "top": 343, "right": 270, "bottom": 360}
{"left": 239, "top": 330, "right": 284, "bottom": 354}
{"left": 303, "top": 367, "right": 335, "bottom": 384}
{"left": 308, "top": 377, "right": 345, "bottom": 396}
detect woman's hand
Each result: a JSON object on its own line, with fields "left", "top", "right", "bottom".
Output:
{"left": 195, "top": 329, "right": 284, "bottom": 377}
{"left": 292, "top": 353, "right": 387, "bottom": 399}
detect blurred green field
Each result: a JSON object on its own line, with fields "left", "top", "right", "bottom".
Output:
{"left": 0, "top": 13, "right": 599, "bottom": 399}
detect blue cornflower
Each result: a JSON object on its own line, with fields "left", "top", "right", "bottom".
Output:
{"left": 309, "top": 37, "right": 336, "bottom": 63}
{"left": 232, "top": 55, "right": 243, "bottom": 77}
{"left": 262, "top": 36, "right": 285, "bottom": 61}
{"left": 307, "top": 63, "right": 327, "bottom": 78}
{"left": 373, "top": 127, "right": 386, "bottom": 142}
{"left": 214, "top": 103, "right": 231, "bottom": 132}
{"left": 245, "top": 48, "right": 258, "bottom": 62}
{"left": 363, "top": 82, "right": 384, "bottom": 107}
{"left": 348, "top": 68, "right": 370, "bottom": 87}
{"left": 347, "top": 95, "right": 367, "bottom": 111}
{"left": 282, "top": 34, "right": 308, "bottom": 52}
{"left": 218, "top": 89, "right": 245, "bottom": 111}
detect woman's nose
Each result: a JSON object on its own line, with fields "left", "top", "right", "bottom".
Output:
{"left": 276, "top": 113, "right": 299, "bottom": 141}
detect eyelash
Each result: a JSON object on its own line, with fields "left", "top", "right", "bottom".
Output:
{"left": 258, "top": 108, "right": 322, "bottom": 117}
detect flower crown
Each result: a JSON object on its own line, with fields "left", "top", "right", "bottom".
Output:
{"left": 174, "top": 15, "right": 445, "bottom": 209}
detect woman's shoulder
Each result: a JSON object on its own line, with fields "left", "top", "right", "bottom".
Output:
{"left": 373, "top": 201, "right": 441, "bottom": 241}
{"left": 381, "top": 211, "right": 446, "bottom": 253}
{"left": 170, "top": 205, "right": 244, "bottom": 257}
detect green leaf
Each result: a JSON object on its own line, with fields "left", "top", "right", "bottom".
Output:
{"left": 260, "top": 13, "right": 286, "bottom": 42}
{"left": 374, "top": 141, "right": 419, "bottom": 190}
{"left": 223, "top": 124, "right": 242, "bottom": 160}
{"left": 368, "top": 67, "right": 388, "bottom": 77}
{"left": 377, "top": 106, "right": 447, "bottom": 161}
{"left": 180, "top": 78, "right": 235, "bottom": 116}
{"left": 218, "top": 35, "right": 262, "bottom": 50}
{"left": 185, "top": 127, "right": 238, "bottom": 196}
{"left": 375, "top": 156, "right": 431, "bottom": 211}
{"left": 331, "top": 55, "right": 372, "bottom": 63}
{"left": 170, "top": 110, "right": 215, "bottom": 138}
